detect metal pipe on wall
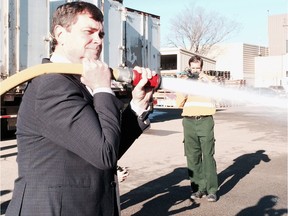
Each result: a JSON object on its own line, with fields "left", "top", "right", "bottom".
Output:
{"left": 1, "top": 0, "right": 9, "bottom": 77}
{"left": 15, "top": 0, "right": 20, "bottom": 74}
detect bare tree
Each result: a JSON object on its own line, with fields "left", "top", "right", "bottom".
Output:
{"left": 166, "top": 6, "right": 240, "bottom": 55}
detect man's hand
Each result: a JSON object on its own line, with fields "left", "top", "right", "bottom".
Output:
{"left": 117, "top": 166, "right": 129, "bottom": 183}
{"left": 80, "top": 58, "right": 111, "bottom": 90}
{"left": 131, "top": 66, "right": 155, "bottom": 110}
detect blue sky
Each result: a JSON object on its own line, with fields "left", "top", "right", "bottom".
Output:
{"left": 123, "top": 0, "right": 288, "bottom": 47}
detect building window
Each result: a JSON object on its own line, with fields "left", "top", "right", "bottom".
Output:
{"left": 161, "top": 54, "right": 177, "bottom": 70}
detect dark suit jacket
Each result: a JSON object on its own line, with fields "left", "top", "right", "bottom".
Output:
{"left": 6, "top": 60, "right": 149, "bottom": 216}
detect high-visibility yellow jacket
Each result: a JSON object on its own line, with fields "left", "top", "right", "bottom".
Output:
{"left": 176, "top": 94, "right": 216, "bottom": 116}
{"left": 176, "top": 73, "right": 216, "bottom": 116}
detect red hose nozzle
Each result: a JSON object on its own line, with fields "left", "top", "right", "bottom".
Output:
{"left": 111, "top": 68, "right": 161, "bottom": 90}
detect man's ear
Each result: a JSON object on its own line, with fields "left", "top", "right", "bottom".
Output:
{"left": 54, "top": 25, "right": 66, "bottom": 46}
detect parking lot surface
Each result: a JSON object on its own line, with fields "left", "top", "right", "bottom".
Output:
{"left": 1, "top": 105, "right": 287, "bottom": 215}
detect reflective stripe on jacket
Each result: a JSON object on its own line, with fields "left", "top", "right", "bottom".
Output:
{"left": 176, "top": 94, "right": 216, "bottom": 116}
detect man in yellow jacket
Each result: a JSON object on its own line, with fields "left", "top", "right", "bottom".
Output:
{"left": 176, "top": 55, "right": 218, "bottom": 202}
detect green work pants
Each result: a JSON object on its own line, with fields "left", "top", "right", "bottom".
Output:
{"left": 183, "top": 116, "right": 218, "bottom": 194}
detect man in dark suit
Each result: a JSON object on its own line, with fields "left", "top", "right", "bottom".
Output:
{"left": 6, "top": 2, "right": 155, "bottom": 216}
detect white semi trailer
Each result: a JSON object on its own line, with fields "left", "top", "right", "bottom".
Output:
{"left": 0, "top": 0, "right": 161, "bottom": 139}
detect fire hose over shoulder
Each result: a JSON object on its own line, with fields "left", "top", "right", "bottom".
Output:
{"left": 0, "top": 63, "right": 161, "bottom": 96}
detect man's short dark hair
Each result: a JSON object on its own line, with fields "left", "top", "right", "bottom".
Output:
{"left": 50, "top": 1, "right": 104, "bottom": 52}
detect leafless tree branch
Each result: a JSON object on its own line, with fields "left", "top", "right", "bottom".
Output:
{"left": 166, "top": 6, "right": 240, "bottom": 55}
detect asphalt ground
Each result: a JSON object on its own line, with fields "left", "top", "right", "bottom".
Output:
{"left": 1, "top": 105, "right": 287, "bottom": 216}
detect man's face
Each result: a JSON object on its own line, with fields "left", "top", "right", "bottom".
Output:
{"left": 189, "top": 62, "right": 202, "bottom": 73}
{"left": 60, "top": 14, "right": 104, "bottom": 63}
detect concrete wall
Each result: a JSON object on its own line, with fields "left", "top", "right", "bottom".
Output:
{"left": 212, "top": 43, "right": 244, "bottom": 80}
{"left": 210, "top": 43, "right": 269, "bottom": 86}
{"left": 269, "top": 14, "right": 288, "bottom": 56}
{"left": 255, "top": 54, "right": 288, "bottom": 88}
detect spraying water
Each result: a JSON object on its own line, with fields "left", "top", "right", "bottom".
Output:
{"left": 160, "top": 77, "right": 287, "bottom": 110}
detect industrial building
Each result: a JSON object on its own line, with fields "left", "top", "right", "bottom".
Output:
{"left": 160, "top": 48, "right": 216, "bottom": 76}
{"left": 211, "top": 13, "right": 288, "bottom": 89}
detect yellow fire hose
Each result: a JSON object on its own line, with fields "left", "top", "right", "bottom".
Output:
{"left": 0, "top": 63, "right": 82, "bottom": 96}
{"left": 0, "top": 63, "right": 127, "bottom": 96}
{"left": 0, "top": 62, "right": 161, "bottom": 96}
